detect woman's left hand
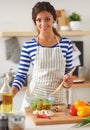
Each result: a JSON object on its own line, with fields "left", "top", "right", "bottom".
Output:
{"left": 63, "top": 74, "right": 73, "bottom": 88}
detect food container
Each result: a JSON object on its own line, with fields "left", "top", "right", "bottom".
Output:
{"left": 0, "top": 113, "right": 8, "bottom": 130}
{"left": 8, "top": 115, "right": 25, "bottom": 130}
{"left": 48, "top": 96, "right": 55, "bottom": 103}
{"left": 29, "top": 97, "right": 52, "bottom": 111}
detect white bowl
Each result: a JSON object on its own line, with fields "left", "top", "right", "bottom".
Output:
{"left": 60, "top": 26, "right": 70, "bottom": 31}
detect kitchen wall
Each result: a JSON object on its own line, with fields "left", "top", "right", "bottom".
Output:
{"left": 0, "top": 0, "right": 90, "bottom": 105}
{"left": 0, "top": 0, "right": 90, "bottom": 76}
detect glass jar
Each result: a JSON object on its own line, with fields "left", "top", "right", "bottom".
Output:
{"left": 78, "top": 66, "right": 86, "bottom": 80}
{"left": 8, "top": 115, "right": 25, "bottom": 130}
{"left": 0, "top": 114, "right": 8, "bottom": 130}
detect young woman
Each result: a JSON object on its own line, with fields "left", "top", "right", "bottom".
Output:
{"left": 11, "top": 1, "right": 73, "bottom": 110}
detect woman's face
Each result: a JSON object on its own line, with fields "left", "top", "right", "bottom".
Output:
{"left": 35, "top": 11, "right": 54, "bottom": 34}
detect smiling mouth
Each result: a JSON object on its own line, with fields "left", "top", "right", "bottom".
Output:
{"left": 41, "top": 27, "right": 48, "bottom": 31}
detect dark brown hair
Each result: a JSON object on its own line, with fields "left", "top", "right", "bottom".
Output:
{"left": 32, "top": 1, "right": 60, "bottom": 36}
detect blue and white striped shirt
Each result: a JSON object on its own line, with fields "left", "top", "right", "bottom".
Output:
{"left": 12, "top": 37, "right": 73, "bottom": 90}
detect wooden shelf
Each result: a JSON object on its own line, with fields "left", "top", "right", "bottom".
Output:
{"left": 72, "top": 80, "right": 90, "bottom": 88}
{"left": 0, "top": 30, "right": 90, "bottom": 37}
{"left": 59, "top": 30, "right": 90, "bottom": 36}
{"left": 0, "top": 32, "right": 37, "bottom": 37}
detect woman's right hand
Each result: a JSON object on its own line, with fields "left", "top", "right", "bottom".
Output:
{"left": 63, "top": 74, "right": 73, "bottom": 88}
{"left": 11, "top": 86, "right": 19, "bottom": 97}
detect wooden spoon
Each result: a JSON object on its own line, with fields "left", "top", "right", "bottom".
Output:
{"left": 49, "top": 67, "right": 76, "bottom": 96}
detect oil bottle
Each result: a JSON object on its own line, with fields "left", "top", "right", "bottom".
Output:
{"left": 0, "top": 74, "right": 13, "bottom": 113}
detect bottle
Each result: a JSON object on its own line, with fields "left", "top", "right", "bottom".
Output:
{"left": 8, "top": 68, "right": 15, "bottom": 87}
{"left": 0, "top": 75, "right": 13, "bottom": 113}
{"left": 78, "top": 66, "right": 86, "bottom": 80}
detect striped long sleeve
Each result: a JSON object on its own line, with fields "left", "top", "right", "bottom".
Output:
{"left": 12, "top": 37, "right": 73, "bottom": 90}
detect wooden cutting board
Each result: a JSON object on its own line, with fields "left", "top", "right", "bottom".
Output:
{"left": 25, "top": 105, "right": 85, "bottom": 126}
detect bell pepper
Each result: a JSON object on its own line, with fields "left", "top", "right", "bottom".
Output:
{"left": 74, "top": 100, "right": 87, "bottom": 109}
{"left": 36, "top": 114, "right": 51, "bottom": 119}
{"left": 69, "top": 105, "right": 77, "bottom": 116}
{"left": 77, "top": 106, "right": 90, "bottom": 117}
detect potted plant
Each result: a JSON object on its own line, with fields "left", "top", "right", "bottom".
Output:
{"left": 68, "top": 12, "right": 82, "bottom": 30}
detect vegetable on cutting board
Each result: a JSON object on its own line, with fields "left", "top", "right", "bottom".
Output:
{"left": 77, "top": 106, "right": 90, "bottom": 117}
{"left": 72, "top": 100, "right": 90, "bottom": 128}
{"left": 30, "top": 98, "right": 52, "bottom": 110}
{"left": 74, "top": 100, "right": 87, "bottom": 109}
{"left": 69, "top": 105, "right": 77, "bottom": 116}
{"left": 75, "top": 116, "right": 90, "bottom": 128}
{"left": 37, "top": 114, "right": 51, "bottom": 119}
{"left": 69, "top": 100, "right": 90, "bottom": 117}
{"left": 33, "top": 109, "right": 54, "bottom": 117}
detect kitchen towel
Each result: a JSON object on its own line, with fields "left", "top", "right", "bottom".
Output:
{"left": 5, "top": 37, "right": 20, "bottom": 63}
{"left": 72, "top": 43, "right": 81, "bottom": 67}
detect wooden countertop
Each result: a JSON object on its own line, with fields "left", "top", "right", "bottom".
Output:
{"left": 72, "top": 80, "right": 90, "bottom": 88}
{"left": 25, "top": 105, "right": 85, "bottom": 126}
{"left": 22, "top": 80, "right": 90, "bottom": 91}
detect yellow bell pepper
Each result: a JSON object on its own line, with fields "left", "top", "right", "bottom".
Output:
{"left": 77, "top": 106, "right": 90, "bottom": 117}
{"left": 74, "top": 100, "right": 87, "bottom": 109}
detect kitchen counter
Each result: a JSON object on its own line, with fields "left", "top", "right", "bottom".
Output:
{"left": 22, "top": 80, "right": 90, "bottom": 91}
{"left": 25, "top": 115, "right": 90, "bottom": 130}
{"left": 12, "top": 83, "right": 90, "bottom": 130}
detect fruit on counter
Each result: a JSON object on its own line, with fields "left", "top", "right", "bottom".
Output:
{"left": 69, "top": 105, "right": 77, "bottom": 116}
{"left": 77, "top": 106, "right": 90, "bottom": 117}
{"left": 30, "top": 98, "right": 52, "bottom": 110}
{"left": 74, "top": 100, "right": 87, "bottom": 109}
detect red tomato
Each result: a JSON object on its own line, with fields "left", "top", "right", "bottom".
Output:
{"left": 37, "top": 103, "right": 43, "bottom": 110}
{"left": 69, "top": 105, "right": 77, "bottom": 116}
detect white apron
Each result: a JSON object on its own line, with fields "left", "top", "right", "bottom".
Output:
{"left": 21, "top": 38, "right": 68, "bottom": 111}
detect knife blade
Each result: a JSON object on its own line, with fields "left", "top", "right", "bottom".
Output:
{"left": 65, "top": 89, "right": 70, "bottom": 115}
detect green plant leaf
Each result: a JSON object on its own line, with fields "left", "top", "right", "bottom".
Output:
{"left": 75, "top": 116, "right": 90, "bottom": 128}
{"left": 86, "top": 116, "right": 90, "bottom": 121}
{"left": 68, "top": 12, "right": 81, "bottom": 22}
